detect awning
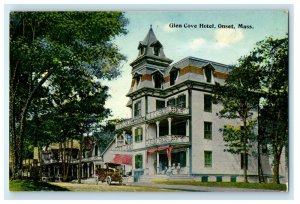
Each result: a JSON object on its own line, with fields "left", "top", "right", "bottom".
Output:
{"left": 146, "top": 145, "right": 172, "bottom": 163}
{"left": 111, "top": 154, "right": 132, "bottom": 165}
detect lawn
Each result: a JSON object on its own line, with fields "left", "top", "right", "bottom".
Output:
{"left": 9, "top": 180, "right": 181, "bottom": 192}
{"left": 9, "top": 180, "right": 69, "bottom": 191}
{"left": 52, "top": 182, "right": 182, "bottom": 192}
{"left": 152, "top": 180, "right": 287, "bottom": 191}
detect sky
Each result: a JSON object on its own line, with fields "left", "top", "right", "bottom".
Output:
{"left": 103, "top": 11, "right": 288, "bottom": 120}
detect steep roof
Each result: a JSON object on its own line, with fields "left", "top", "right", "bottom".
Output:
{"left": 130, "top": 26, "right": 173, "bottom": 67}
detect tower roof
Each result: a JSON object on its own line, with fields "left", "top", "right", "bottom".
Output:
{"left": 130, "top": 26, "right": 172, "bottom": 67}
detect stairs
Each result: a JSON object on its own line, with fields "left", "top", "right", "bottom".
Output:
{"left": 168, "top": 174, "right": 195, "bottom": 181}
{"left": 139, "top": 174, "right": 194, "bottom": 183}
{"left": 139, "top": 174, "right": 169, "bottom": 183}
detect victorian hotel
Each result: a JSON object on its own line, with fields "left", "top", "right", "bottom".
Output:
{"left": 111, "top": 27, "right": 284, "bottom": 182}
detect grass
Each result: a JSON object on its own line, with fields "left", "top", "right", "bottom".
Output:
{"left": 10, "top": 180, "right": 69, "bottom": 191}
{"left": 152, "top": 180, "right": 287, "bottom": 191}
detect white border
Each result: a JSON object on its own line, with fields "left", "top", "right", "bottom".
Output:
{"left": 1, "top": 1, "right": 297, "bottom": 202}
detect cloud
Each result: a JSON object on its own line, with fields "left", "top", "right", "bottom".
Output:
{"left": 214, "top": 28, "right": 244, "bottom": 48}
{"left": 188, "top": 38, "right": 207, "bottom": 50}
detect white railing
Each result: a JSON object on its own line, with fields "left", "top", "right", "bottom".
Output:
{"left": 115, "top": 106, "right": 189, "bottom": 130}
{"left": 115, "top": 116, "right": 145, "bottom": 130}
{"left": 145, "top": 135, "right": 189, "bottom": 147}
{"left": 113, "top": 144, "right": 133, "bottom": 152}
{"left": 146, "top": 106, "right": 189, "bottom": 120}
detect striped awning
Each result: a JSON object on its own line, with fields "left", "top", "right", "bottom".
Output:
{"left": 111, "top": 154, "right": 132, "bottom": 165}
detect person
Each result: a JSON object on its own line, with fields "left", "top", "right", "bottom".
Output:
{"left": 176, "top": 163, "right": 181, "bottom": 174}
{"left": 172, "top": 163, "right": 176, "bottom": 174}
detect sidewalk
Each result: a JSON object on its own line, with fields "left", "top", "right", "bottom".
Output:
{"left": 126, "top": 182, "right": 283, "bottom": 192}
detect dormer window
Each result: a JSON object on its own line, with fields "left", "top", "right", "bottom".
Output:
{"left": 133, "top": 72, "right": 142, "bottom": 87}
{"left": 205, "top": 67, "right": 212, "bottom": 83}
{"left": 170, "top": 69, "right": 179, "bottom": 86}
{"left": 140, "top": 46, "right": 146, "bottom": 55}
{"left": 153, "top": 46, "right": 160, "bottom": 56}
{"left": 204, "top": 64, "right": 214, "bottom": 83}
{"left": 136, "top": 76, "right": 141, "bottom": 86}
{"left": 153, "top": 72, "right": 164, "bottom": 89}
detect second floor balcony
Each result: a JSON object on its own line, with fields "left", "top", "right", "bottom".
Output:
{"left": 146, "top": 135, "right": 189, "bottom": 147}
{"left": 116, "top": 106, "right": 189, "bottom": 130}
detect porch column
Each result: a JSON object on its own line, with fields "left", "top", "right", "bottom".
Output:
{"left": 186, "top": 119, "right": 190, "bottom": 136}
{"left": 156, "top": 152, "right": 160, "bottom": 174}
{"left": 186, "top": 147, "right": 190, "bottom": 174}
{"left": 168, "top": 117, "right": 172, "bottom": 135}
{"left": 156, "top": 121, "right": 160, "bottom": 138}
{"left": 77, "top": 164, "right": 79, "bottom": 179}
{"left": 81, "top": 164, "right": 84, "bottom": 178}
{"left": 122, "top": 131, "right": 126, "bottom": 145}
{"left": 87, "top": 163, "right": 90, "bottom": 178}
{"left": 132, "top": 127, "right": 135, "bottom": 143}
{"left": 168, "top": 151, "right": 172, "bottom": 168}
{"left": 146, "top": 124, "right": 149, "bottom": 140}
{"left": 71, "top": 165, "right": 73, "bottom": 177}
{"left": 115, "top": 134, "right": 118, "bottom": 147}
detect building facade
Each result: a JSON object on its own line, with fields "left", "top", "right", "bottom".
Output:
{"left": 111, "top": 27, "right": 286, "bottom": 183}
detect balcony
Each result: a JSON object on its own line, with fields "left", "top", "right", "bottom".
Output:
{"left": 115, "top": 106, "right": 189, "bottom": 130}
{"left": 146, "top": 106, "right": 189, "bottom": 121}
{"left": 113, "top": 144, "right": 133, "bottom": 152}
{"left": 146, "top": 135, "right": 189, "bottom": 147}
{"left": 116, "top": 116, "right": 144, "bottom": 130}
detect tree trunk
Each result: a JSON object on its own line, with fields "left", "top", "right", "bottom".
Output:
{"left": 78, "top": 134, "right": 84, "bottom": 184}
{"left": 13, "top": 67, "right": 58, "bottom": 178}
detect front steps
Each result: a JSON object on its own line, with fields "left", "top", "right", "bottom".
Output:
{"left": 139, "top": 174, "right": 194, "bottom": 183}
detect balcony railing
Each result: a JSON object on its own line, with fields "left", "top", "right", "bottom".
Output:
{"left": 113, "top": 144, "right": 133, "bottom": 152}
{"left": 115, "top": 116, "right": 144, "bottom": 130}
{"left": 115, "top": 106, "right": 189, "bottom": 130}
{"left": 146, "top": 106, "right": 189, "bottom": 121}
{"left": 146, "top": 135, "right": 189, "bottom": 147}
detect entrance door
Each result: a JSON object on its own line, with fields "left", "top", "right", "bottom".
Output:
{"left": 159, "top": 153, "right": 168, "bottom": 173}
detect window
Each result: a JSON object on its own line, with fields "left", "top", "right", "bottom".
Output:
{"left": 205, "top": 67, "right": 212, "bottom": 83}
{"left": 153, "top": 46, "right": 160, "bottom": 56}
{"left": 204, "top": 122, "right": 212, "bottom": 139}
{"left": 140, "top": 46, "right": 145, "bottom": 55}
{"left": 134, "top": 127, "right": 143, "bottom": 143}
{"left": 177, "top": 95, "right": 186, "bottom": 108}
{"left": 241, "top": 153, "right": 248, "bottom": 170}
{"left": 153, "top": 74, "right": 163, "bottom": 89}
{"left": 136, "top": 76, "right": 141, "bottom": 87}
{"left": 167, "top": 98, "right": 176, "bottom": 107}
{"left": 204, "top": 95, "right": 212, "bottom": 112}
{"left": 170, "top": 70, "right": 178, "bottom": 86}
{"left": 134, "top": 101, "right": 141, "bottom": 117}
{"left": 135, "top": 154, "right": 143, "bottom": 169}
{"left": 156, "top": 100, "right": 165, "bottom": 110}
{"left": 204, "top": 151, "right": 212, "bottom": 167}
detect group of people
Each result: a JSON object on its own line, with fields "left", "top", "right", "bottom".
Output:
{"left": 163, "top": 163, "right": 181, "bottom": 175}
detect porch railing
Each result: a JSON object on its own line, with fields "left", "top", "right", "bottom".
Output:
{"left": 113, "top": 144, "right": 133, "bottom": 152}
{"left": 146, "top": 106, "right": 189, "bottom": 121}
{"left": 145, "top": 135, "right": 189, "bottom": 147}
{"left": 115, "top": 106, "right": 189, "bottom": 130}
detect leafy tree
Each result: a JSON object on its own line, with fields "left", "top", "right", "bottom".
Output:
{"left": 252, "top": 36, "right": 288, "bottom": 184}
{"left": 213, "top": 54, "right": 260, "bottom": 183}
{"left": 9, "top": 12, "right": 128, "bottom": 179}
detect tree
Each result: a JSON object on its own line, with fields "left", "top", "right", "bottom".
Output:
{"left": 213, "top": 54, "right": 260, "bottom": 183}
{"left": 252, "top": 36, "right": 288, "bottom": 184}
{"left": 9, "top": 12, "right": 128, "bottom": 179}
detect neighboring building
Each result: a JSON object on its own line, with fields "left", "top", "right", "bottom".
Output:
{"left": 108, "top": 27, "right": 286, "bottom": 183}
{"left": 41, "top": 139, "right": 102, "bottom": 181}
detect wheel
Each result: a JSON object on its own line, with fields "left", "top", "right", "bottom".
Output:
{"left": 119, "top": 178, "right": 123, "bottom": 185}
{"left": 106, "top": 176, "right": 111, "bottom": 185}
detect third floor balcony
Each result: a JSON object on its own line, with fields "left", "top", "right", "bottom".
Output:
{"left": 115, "top": 106, "right": 189, "bottom": 130}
